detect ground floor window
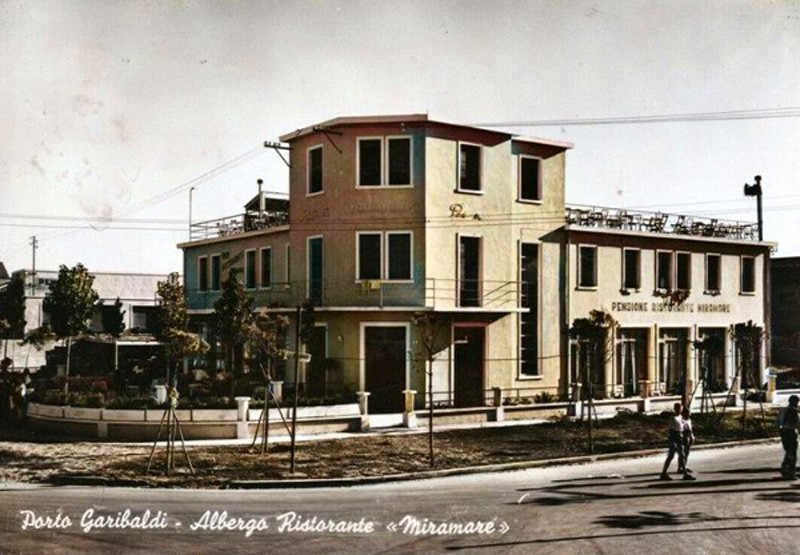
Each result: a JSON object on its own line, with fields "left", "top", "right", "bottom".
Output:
{"left": 697, "top": 327, "right": 727, "bottom": 392}
{"left": 659, "top": 328, "right": 688, "bottom": 395}
{"left": 616, "top": 328, "right": 648, "bottom": 396}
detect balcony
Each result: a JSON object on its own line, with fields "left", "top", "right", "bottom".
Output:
{"left": 565, "top": 205, "right": 760, "bottom": 241}
{"left": 187, "top": 277, "right": 523, "bottom": 312}
{"left": 189, "top": 196, "right": 289, "bottom": 241}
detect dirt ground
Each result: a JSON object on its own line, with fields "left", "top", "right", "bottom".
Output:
{"left": 0, "top": 410, "right": 778, "bottom": 488}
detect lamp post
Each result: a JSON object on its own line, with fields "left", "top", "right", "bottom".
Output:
{"left": 743, "top": 175, "right": 763, "bottom": 241}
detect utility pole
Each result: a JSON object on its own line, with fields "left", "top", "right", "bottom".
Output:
{"left": 189, "top": 187, "right": 195, "bottom": 239}
{"left": 743, "top": 175, "right": 763, "bottom": 241}
{"left": 29, "top": 236, "right": 38, "bottom": 297}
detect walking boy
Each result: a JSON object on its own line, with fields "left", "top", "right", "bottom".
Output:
{"left": 660, "top": 402, "right": 695, "bottom": 481}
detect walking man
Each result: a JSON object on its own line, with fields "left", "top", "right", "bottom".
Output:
{"left": 779, "top": 395, "right": 799, "bottom": 480}
{"left": 660, "top": 402, "right": 695, "bottom": 481}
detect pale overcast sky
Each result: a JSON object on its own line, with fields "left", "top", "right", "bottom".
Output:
{"left": 1, "top": 0, "right": 798, "bottom": 274}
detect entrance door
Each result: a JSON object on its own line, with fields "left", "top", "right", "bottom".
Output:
{"left": 453, "top": 326, "right": 485, "bottom": 407}
{"left": 364, "top": 325, "right": 407, "bottom": 413}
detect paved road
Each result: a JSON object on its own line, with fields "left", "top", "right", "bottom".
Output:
{"left": 1, "top": 442, "right": 797, "bottom": 554}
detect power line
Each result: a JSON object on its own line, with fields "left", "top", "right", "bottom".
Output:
{"left": 475, "top": 106, "right": 800, "bottom": 128}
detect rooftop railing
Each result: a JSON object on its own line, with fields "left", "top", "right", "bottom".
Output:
{"left": 565, "top": 204, "right": 760, "bottom": 241}
{"left": 189, "top": 210, "right": 289, "bottom": 241}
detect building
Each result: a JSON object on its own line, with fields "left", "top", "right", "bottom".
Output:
{"left": 178, "top": 114, "right": 772, "bottom": 412}
{"left": 771, "top": 257, "right": 800, "bottom": 370}
{"left": 0, "top": 268, "right": 169, "bottom": 371}
{"left": 565, "top": 208, "right": 772, "bottom": 399}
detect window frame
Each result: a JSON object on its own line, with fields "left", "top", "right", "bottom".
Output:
{"left": 197, "top": 255, "right": 209, "bottom": 292}
{"left": 386, "top": 135, "right": 413, "bottom": 187}
{"left": 306, "top": 144, "right": 324, "bottom": 196}
{"left": 244, "top": 248, "right": 257, "bottom": 290}
{"left": 354, "top": 230, "right": 414, "bottom": 283}
{"left": 456, "top": 141, "right": 483, "bottom": 194}
{"left": 457, "top": 233, "right": 483, "bottom": 307}
{"left": 354, "top": 135, "right": 414, "bottom": 189}
{"left": 306, "top": 235, "right": 324, "bottom": 302}
{"left": 355, "top": 231, "right": 383, "bottom": 282}
{"left": 676, "top": 251, "right": 692, "bottom": 292}
{"left": 621, "top": 248, "right": 641, "bottom": 291}
{"left": 356, "top": 136, "right": 384, "bottom": 188}
{"left": 517, "top": 154, "right": 542, "bottom": 203}
{"left": 577, "top": 244, "right": 598, "bottom": 290}
{"left": 210, "top": 253, "right": 222, "bottom": 292}
{"left": 655, "top": 250, "right": 674, "bottom": 291}
{"left": 385, "top": 230, "right": 413, "bottom": 282}
{"left": 740, "top": 255, "right": 756, "bottom": 295}
{"left": 705, "top": 253, "right": 721, "bottom": 294}
{"left": 285, "top": 243, "right": 291, "bottom": 286}
{"left": 259, "top": 246, "right": 273, "bottom": 289}
{"left": 518, "top": 241, "right": 541, "bottom": 379}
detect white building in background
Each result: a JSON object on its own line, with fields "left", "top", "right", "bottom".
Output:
{"left": 0, "top": 268, "right": 170, "bottom": 371}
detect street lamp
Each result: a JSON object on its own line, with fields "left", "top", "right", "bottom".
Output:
{"left": 743, "top": 175, "right": 763, "bottom": 241}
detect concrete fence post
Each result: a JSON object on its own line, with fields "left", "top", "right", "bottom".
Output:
{"left": 491, "top": 386, "right": 505, "bottom": 422}
{"left": 357, "top": 391, "right": 371, "bottom": 432}
{"left": 234, "top": 396, "right": 251, "bottom": 439}
{"left": 767, "top": 373, "right": 777, "bottom": 404}
{"left": 271, "top": 381, "right": 284, "bottom": 403}
{"left": 569, "top": 382, "right": 583, "bottom": 417}
{"left": 403, "top": 389, "right": 417, "bottom": 428}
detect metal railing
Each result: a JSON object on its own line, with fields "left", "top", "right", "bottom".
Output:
{"left": 187, "top": 277, "right": 522, "bottom": 311}
{"left": 565, "top": 204, "right": 760, "bottom": 241}
{"left": 190, "top": 211, "right": 289, "bottom": 241}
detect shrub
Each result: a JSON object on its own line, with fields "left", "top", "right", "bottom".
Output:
{"left": 534, "top": 392, "right": 557, "bottom": 404}
{"left": 105, "top": 395, "right": 160, "bottom": 410}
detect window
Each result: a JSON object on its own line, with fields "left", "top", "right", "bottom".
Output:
{"left": 387, "top": 232, "right": 412, "bottom": 280}
{"left": 458, "top": 143, "right": 482, "bottom": 192}
{"left": 357, "top": 233, "right": 382, "bottom": 280}
{"left": 285, "top": 244, "right": 291, "bottom": 285}
{"left": 656, "top": 251, "right": 673, "bottom": 290}
{"left": 622, "top": 249, "right": 640, "bottom": 290}
{"left": 706, "top": 254, "right": 721, "bottom": 293}
{"left": 578, "top": 245, "right": 597, "bottom": 288}
{"left": 677, "top": 252, "right": 691, "bottom": 291}
{"left": 518, "top": 156, "right": 541, "bottom": 202}
{"left": 260, "top": 247, "right": 272, "bottom": 288}
{"left": 244, "top": 250, "right": 256, "bottom": 289}
{"left": 741, "top": 256, "right": 756, "bottom": 294}
{"left": 357, "top": 136, "right": 412, "bottom": 187}
{"left": 356, "top": 231, "right": 413, "bottom": 281}
{"left": 358, "top": 138, "right": 382, "bottom": 186}
{"left": 198, "top": 256, "right": 208, "bottom": 292}
{"left": 459, "top": 236, "right": 482, "bottom": 306}
{"left": 210, "top": 254, "right": 221, "bottom": 291}
{"left": 519, "top": 243, "right": 539, "bottom": 376}
{"left": 307, "top": 237, "right": 323, "bottom": 304}
{"left": 307, "top": 146, "right": 323, "bottom": 195}
{"left": 387, "top": 137, "right": 411, "bottom": 185}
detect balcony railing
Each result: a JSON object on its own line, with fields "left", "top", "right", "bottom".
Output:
{"left": 565, "top": 204, "right": 760, "bottom": 241}
{"left": 187, "top": 277, "right": 522, "bottom": 312}
{"left": 190, "top": 211, "right": 289, "bottom": 241}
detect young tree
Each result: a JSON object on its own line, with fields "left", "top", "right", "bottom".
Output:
{"left": 730, "top": 320, "right": 766, "bottom": 437}
{"left": 0, "top": 273, "right": 27, "bottom": 358}
{"left": 155, "top": 273, "right": 208, "bottom": 386}
{"left": 212, "top": 269, "right": 254, "bottom": 398}
{"left": 99, "top": 297, "right": 126, "bottom": 337}
{"left": 412, "top": 312, "right": 451, "bottom": 468}
{"left": 43, "top": 264, "right": 99, "bottom": 396}
{"left": 567, "top": 310, "right": 617, "bottom": 454}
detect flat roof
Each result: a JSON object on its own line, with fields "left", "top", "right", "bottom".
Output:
{"left": 278, "top": 114, "right": 574, "bottom": 149}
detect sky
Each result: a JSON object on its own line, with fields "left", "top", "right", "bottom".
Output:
{"left": 1, "top": 0, "right": 799, "bottom": 275}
